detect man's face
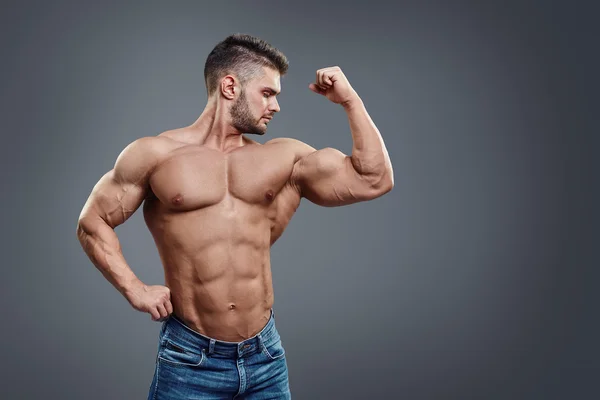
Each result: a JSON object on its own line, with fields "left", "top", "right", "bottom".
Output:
{"left": 230, "top": 67, "right": 281, "bottom": 135}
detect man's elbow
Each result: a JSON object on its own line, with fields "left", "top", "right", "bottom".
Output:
{"left": 76, "top": 216, "right": 92, "bottom": 243}
{"left": 375, "top": 172, "right": 395, "bottom": 195}
{"left": 76, "top": 214, "right": 103, "bottom": 243}
{"left": 364, "top": 169, "right": 394, "bottom": 199}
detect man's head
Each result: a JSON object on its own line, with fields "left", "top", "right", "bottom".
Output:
{"left": 204, "top": 34, "right": 288, "bottom": 135}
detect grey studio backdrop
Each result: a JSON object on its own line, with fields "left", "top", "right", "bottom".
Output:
{"left": 1, "top": 1, "right": 598, "bottom": 399}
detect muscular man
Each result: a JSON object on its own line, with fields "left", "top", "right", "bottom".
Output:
{"left": 76, "top": 34, "right": 393, "bottom": 399}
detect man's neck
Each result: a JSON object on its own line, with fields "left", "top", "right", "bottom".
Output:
{"left": 190, "top": 100, "right": 246, "bottom": 152}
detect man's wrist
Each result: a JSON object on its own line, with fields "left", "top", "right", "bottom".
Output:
{"left": 122, "top": 279, "right": 146, "bottom": 302}
{"left": 341, "top": 92, "right": 362, "bottom": 110}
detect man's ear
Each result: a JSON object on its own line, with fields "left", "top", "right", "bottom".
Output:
{"left": 220, "top": 75, "right": 237, "bottom": 100}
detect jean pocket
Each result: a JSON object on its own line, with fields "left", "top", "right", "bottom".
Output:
{"left": 158, "top": 339, "right": 206, "bottom": 367}
{"left": 261, "top": 339, "right": 286, "bottom": 361}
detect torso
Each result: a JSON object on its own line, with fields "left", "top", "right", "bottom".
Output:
{"left": 142, "top": 128, "right": 304, "bottom": 341}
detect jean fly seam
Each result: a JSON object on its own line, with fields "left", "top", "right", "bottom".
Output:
{"left": 234, "top": 358, "right": 244, "bottom": 398}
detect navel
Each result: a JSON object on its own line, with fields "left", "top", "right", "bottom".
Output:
{"left": 171, "top": 194, "right": 184, "bottom": 205}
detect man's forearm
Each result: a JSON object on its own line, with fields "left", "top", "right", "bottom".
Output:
{"left": 76, "top": 216, "right": 144, "bottom": 300}
{"left": 342, "top": 95, "right": 394, "bottom": 187}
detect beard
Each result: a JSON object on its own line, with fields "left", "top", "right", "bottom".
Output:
{"left": 230, "top": 89, "right": 267, "bottom": 135}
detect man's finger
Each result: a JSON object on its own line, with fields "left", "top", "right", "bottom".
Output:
{"left": 165, "top": 300, "right": 173, "bottom": 315}
{"left": 309, "top": 83, "right": 325, "bottom": 94}
{"left": 150, "top": 308, "right": 161, "bottom": 321}
{"left": 319, "top": 70, "right": 330, "bottom": 87}
{"left": 157, "top": 303, "right": 168, "bottom": 318}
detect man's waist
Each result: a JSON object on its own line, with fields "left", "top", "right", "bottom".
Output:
{"left": 169, "top": 302, "right": 275, "bottom": 342}
{"left": 162, "top": 308, "right": 278, "bottom": 357}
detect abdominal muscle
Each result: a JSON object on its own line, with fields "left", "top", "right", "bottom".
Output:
{"left": 144, "top": 198, "right": 276, "bottom": 342}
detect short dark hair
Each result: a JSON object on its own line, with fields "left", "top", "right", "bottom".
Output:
{"left": 204, "top": 34, "right": 289, "bottom": 96}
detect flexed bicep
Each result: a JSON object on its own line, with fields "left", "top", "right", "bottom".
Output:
{"left": 291, "top": 147, "right": 382, "bottom": 207}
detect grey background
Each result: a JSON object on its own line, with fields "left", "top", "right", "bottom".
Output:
{"left": 1, "top": 1, "right": 598, "bottom": 399}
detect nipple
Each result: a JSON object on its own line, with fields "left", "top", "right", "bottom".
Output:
{"left": 171, "top": 194, "right": 184, "bottom": 205}
{"left": 265, "top": 190, "right": 274, "bottom": 202}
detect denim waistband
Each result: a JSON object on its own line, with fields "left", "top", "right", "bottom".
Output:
{"left": 160, "top": 308, "right": 279, "bottom": 359}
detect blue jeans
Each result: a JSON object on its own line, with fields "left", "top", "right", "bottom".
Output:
{"left": 147, "top": 309, "right": 291, "bottom": 399}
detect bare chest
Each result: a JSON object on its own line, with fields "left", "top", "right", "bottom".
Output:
{"left": 148, "top": 145, "right": 296, "bottom": 211}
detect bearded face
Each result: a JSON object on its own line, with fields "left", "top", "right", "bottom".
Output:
{"left": 230, "top": 89, "right": 268, "bottom": 135}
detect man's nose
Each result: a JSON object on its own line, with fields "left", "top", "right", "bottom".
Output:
{"left": 270, "top": 98, "right": 280, "bottom": 113}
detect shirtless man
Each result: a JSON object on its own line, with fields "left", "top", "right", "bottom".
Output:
{"left": 76, "top": 34, "right": 393, "bottom": 399}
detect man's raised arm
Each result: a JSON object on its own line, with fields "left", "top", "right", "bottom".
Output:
{"left": 76, "top": 137, "right": 172, "bottom": 321}
{"left": 291, "top": 66, "right": 394, "bottom": 207}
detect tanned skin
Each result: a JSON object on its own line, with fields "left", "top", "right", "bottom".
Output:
{"left": 76, "top": 66, "right": 393, "bottom": 341}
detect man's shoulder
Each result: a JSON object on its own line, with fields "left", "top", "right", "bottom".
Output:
{"left": 124, "top": 135, "right": 183, "bottom": 156}
{"left": 264, "top": 137, "right": 316, "bottom": 160}
{"left": 264, "top": 137, "right": 306, "bottom": 147}
{"left": 116, "top": 135, "right": 186, "bottom": 172}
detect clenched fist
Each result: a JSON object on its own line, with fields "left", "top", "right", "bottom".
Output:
{"left": 309, "top": 66, "right": 358, "bottom": 106}
{"left": 127, "top": 284, "right": 173, "bottom": 322}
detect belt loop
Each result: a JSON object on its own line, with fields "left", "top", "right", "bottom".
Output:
{"left": 257, "top": 333, "right": 264, "bottom": 350}
{"left": 208, "top": 339, "right": 216, "bottom": 356}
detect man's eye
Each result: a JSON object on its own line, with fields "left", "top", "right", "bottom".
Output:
{"left": 263, "top": 93, "right": 270, "bottom": 98}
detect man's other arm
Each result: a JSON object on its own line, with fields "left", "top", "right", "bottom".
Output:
{"left": 76, "top": 137, "right": 172, "bottom": 321}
